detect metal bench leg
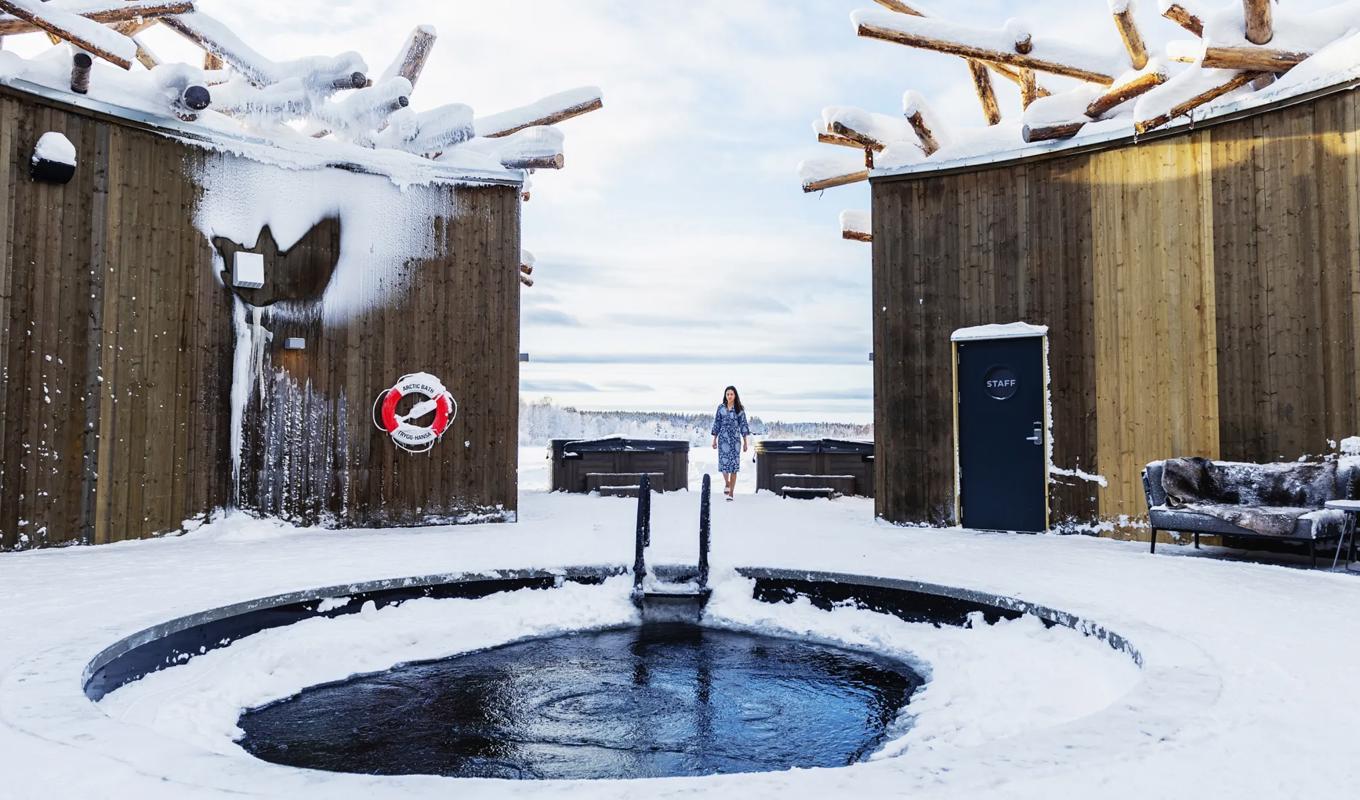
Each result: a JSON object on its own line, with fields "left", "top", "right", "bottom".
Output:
{"left": 1150, "top": 529, "right": 1157, "bottom": 554}
{"left": 1194, "top": 531, "right": 1200, "bottom": 550}
{"left": 1311, "top": 541, "right": 1318, "bottom": 570}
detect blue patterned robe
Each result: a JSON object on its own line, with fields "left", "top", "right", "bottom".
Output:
{"left": 711, "top": 404, "right": 750, "bottom": 473}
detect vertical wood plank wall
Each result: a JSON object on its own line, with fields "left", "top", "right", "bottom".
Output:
{"left": 872, "top": 88, "right": 1360, "bottom": 529}
{"left": 0, "top": 86, "right": 520, "bottom": 550}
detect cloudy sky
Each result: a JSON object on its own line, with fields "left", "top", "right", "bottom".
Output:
{"left": 22, "top": 1, "right": 1329, "bottom": 421}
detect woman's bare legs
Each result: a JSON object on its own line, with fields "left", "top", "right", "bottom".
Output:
{"left": 723, "top": 472, "right": 737, "bottom": 497}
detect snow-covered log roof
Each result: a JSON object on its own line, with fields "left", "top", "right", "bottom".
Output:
{"left": 0, "top": 5, "right": 602, "bottom": 185}
{"left": 801, "top": 1, "right": 1360, "bottom": 197}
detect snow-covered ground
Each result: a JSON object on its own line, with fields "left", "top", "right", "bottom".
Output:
{"left": 2, "top": 447, "right": 1360, "bottom": 798}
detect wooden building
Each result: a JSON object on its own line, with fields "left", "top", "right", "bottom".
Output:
{"left": 871, "top": 84, "right": 1360, "bottom": 528}
{"left": 804, "top": 2, "right": 1360, "bottom": 532}
{"left": 0, "top": 9, "right": 600, "bottom": 549}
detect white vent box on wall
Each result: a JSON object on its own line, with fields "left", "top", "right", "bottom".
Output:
{"left": 233, "top": 251, "right": 265, "bottom": 289}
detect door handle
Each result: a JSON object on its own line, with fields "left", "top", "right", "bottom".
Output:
{"left": 1026, "top": 422, "right": 1042, "bottom": 446}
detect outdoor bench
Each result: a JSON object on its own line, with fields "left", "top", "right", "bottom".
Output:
{"left": 1143, "top": 457, "right": 1359, "bottom": 567}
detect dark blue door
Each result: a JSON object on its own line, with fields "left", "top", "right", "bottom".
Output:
{"left": 955, "top": 336, "right": 1047, "bottom": 532}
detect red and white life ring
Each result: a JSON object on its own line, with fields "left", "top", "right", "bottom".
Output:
{"left": 371, "top": 372, "right": 458, "bottom": 453}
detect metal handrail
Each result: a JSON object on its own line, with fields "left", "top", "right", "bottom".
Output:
{"left": 698, "top": 474, "right": 711, "bottom": 589}
{"left": 632, "top": 474, "right": 651, "bottom": 592}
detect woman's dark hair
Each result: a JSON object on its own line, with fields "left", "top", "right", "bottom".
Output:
{"left": 722, "top": 385, "right": 744, "bottom": 414}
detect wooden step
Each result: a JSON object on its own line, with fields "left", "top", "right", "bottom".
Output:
{"left": 781, "top": 487, "right": 839, "bottom": 500}
{"left": 596, "top": 485, "right": 641, "bottom": 498}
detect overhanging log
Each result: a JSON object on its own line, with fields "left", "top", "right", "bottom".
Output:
{"left": 1201, "top": 45, "right": 1309, "bottom": 72}
{"left": 1162, "top": 3, "right": 1204, "bottom": 37}
{"left": 818, "top": 131, "right": 868, "bottom": 149}
{"left": 0, "top": 0, "right": 135, "bottom": 69}
{"left": 502, "top": 153, "right": 565, "bottom": 170}
{"left": 856, "top": 20, "right": 1116, "bottom": 84}
{"left": 843, "top": 229, "right": 873, "bottom": 243}
{"left": 1021, "top": 120, "right": 1085, "bottom": 143}
{"left": 803, "top": 170, "right": 870, "bottom": 193}
{"left": 1243, "top": 0, "right": 1272, "bottom": 45}
{"left": 1111, "top": 3, "right": 1148, "bottom": 69}
{"left": 160, "top": 13, "right": 274, "bottom": 84}
{"left": 0, "top": 1, "right": 192, "bottom": 36}
{"left": 385, "top": 25, "right": 436, "bottom": 87}
{"left": 1134, "top": 71, "right": 1261, "bottom": 133}
{"left": 479, "top": 92, "right": 603, "bottom": 139}
{"left": 1085, "top": 67, "right": 1169, "bottom": 118}
{"left": 828, "top": 121, "right": 887, "bottom": 151}
{"left": 865, "top": 3, "right": 1051, "bottom": 99}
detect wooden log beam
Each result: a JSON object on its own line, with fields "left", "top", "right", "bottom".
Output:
{"left": 520, "top": 263, "right": 534, "bottom": 275}
{"left": 1201, "top": 45, "right": 1309, "bottom": 72}
{"left": 865, "top": 2, "right": 1051, "bottom": 98}
{"left": 803, "top": 170, "right": 870, "bottom": 193}
{"left": 502, "top": 153, "right": 564, "bottom": 170}
{"left": 1111, "top": 2, "right": 1149, "bottom": 69}
{"left": 1019, "top": 68, "right": 1040, "bottom": 109}
{"left": 131, "top": 34, "right": 158, "bottom": 69}
{"left": 1243, "top": 0, "right": 1272, "bottom": 45}
{"left": 1021, "top": 121, "right": 1085, "bottom": 143}
{"left": 480, "top": 94, "right": 603, "bottom": 139}
{"left": 1134, "top": 71, "right": 1261, "bottom": 133}
{"left": 387, "top": 25, "right": 436, "bottom": 86}
{"left": 519, "top": 274, "right": 534, "bottom": 287}
{"left": 111, "top": 19, "right": 161, "bottom": 39}
{"left": 842, "top": 229, "right": 873, "bottom": 243}
{"left": 0, "top": 1, "right": 191, "bottom": 36}
{"left": 0, "top": 0, "right": 135, "bottom": 68}
{"left": 69, "top": 51, "right": 91, "bottom": 94}
{"left": 856, "top": 20, "right": 1116, "bottom": 84}
{"left": 986, "top": 60, "right": 1052, "bottom": 98}
{"left": 1085, "top": 67, "right": 1169, "bottom": 118}
{"left": 203, "top": 51, "right": 223, "bottom": 70}
{"left": 818, "top": 131, "right": 868, "bottom": 150}
{"left": 828, "top": 121, "right": 887, "bottom": 151}
{"left": 159, "top": 13, "right": 273, "bottom": 85}
{"left": 1162, "top": 3, "right": 1204, "bottom": 37}
{"left": 905, "top": 106, "right": 940, "bottom": 156}
{"left": 966, "top": 59, "right": 1001, "bottom": 125}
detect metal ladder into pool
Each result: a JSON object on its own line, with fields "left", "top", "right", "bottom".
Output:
{"left": 631, "top": 473, "right": 713, "bottom": 622}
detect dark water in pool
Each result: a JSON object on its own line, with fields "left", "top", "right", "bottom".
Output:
{"left": 237, "top": 623, "right": 921, "bottom": 780}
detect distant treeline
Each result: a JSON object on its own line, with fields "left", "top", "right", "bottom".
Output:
{"left": 519, "top": 399, "right": 872, "bottom": 446}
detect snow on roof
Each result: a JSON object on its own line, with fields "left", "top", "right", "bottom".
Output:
{"left": 951, "top": 322, "right": 1049, "bottom": 341}
{"left": 803, "top": 1, "right": 1360, "bottom": 193}
{"left": 0, "top": 7, "right": 603, "bottom": 186}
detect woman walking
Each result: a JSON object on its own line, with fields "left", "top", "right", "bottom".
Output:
{"left": 711, "top": 385, "right": 750, "bottom": 500}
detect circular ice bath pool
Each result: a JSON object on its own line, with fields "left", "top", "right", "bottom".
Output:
{"left": 83, "top": 566, "right": 1141, "bottom": 786}
{"left": 237, "top": 622, "right": 922, "bottom": 780}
